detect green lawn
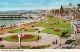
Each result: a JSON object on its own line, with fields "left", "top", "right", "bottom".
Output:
{"left": 4, "top": 34, "right": 41, "bottom": 42}
{"left": 35, "top": 17, "right": 71, "bottom": 28}
{"left": 9, "top": 29, "right": 36, "bottom": 33}
{"left": 35, "top": 17, "right": 73, "bottom": 38}
{"left": 41, "top": 28, "right": 73, "bottom": 38}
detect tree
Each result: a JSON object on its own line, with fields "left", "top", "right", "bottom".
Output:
{"left": 77, "top": 4, "right": 80, "bottom": 7}
{"left": 60, "top": 5, "right": 64, "bottom": 15}
{"left": 69, "top": 3, "right": 72, "bottom": 6}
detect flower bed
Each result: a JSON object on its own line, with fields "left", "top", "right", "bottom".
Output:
{"left": 4, "top": 34, "right": 41, "bottom": 42}
{"left": 54, "top": 28, "right": 60, "bottom": 32}
{"left": 11, "top": 34, "right": 34, "bottom": 40}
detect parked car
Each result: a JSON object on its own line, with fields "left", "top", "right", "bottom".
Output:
{"left": 65, "top": 40, "right": 73, "bottom": 44}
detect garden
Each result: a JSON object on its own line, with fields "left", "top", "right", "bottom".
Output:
{"left": 8, "top": 28, "right": 37, "bottom": 33}
{"left": 35, "top": 17, "right": 74, "bottom": 38}
{"left": 4, "top": 34, "right": 41, "bottom": 42}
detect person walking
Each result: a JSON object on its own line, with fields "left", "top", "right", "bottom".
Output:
{"left": 56, "top": 39, "right": 58, "bottom": 44}
{"left": 52, "top": 41, "right": 56, "bottom": 45}
{"left": 38, "top": 36, "right": 40, "bottom": 40}
{"left": 36, "top": 36, "right": 40, "bottom": 42}
{"left": 59, "top": 40, "right": 61, "bottom": 46}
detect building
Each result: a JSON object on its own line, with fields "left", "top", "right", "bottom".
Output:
{"left": 47, "top": 3, "right": 80, "bottom": 19}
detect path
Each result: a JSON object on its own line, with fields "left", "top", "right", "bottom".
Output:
{"left": 0, "top": 32, "right": 60, "bottom": 48}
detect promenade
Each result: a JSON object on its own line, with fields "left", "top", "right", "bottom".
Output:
{"left": 0, "top": 16, "right": 77, "bottom": 49}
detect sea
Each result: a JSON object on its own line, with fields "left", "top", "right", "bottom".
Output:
{"left": 0, "top": 18, "right": 33, "bottom": 26}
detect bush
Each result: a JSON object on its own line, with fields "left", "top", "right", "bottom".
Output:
{"left": 31, "top": 44, "right": 51, "bottom": 49}
{"left": 17, "top": 46, "right": 31, "bottom": 49}
{"left": 24, "top": 29, "right": 27, "bottom": 31}
{"left": 0, "top": 44, "right": 5, "bottom": 48}
{"left": 15, "top": 44, "right": 51, "bottom": 49}
{"left": 8, "top": 31, "right": 14, "bottom": 33}
{"left": 61, "top": 31, "right": 69, "bottom": 37}
{"left": 35, "top": 28, "right": 39, "bottom": 30}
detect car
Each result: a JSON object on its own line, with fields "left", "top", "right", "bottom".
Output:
{"left": 65, "top": 40, "right": 73, "bottom": 44}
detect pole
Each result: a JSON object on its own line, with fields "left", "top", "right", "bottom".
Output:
{"left": 71, "top": 21, "right": 73, "bottom": 29}
{"left": 18, "top": 32, "right": 22, "bottom": 49}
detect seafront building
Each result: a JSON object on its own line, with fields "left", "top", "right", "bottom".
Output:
{"left": 0, "top": 3, "right": 80, "bottom": 19}
{"left": 46, "top": 3, "right": 80, "bottom": 19}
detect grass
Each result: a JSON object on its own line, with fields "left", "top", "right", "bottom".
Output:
{"left": 35, "top": 17, "right": 71, "bottom": 28}
{"left": 41, "top": 28, "right": 73, "bottom": 38}
{"left": 9, "top": 29, "right": 36, "bottom": 33}
{"left": 35, "top": 17, "right": 73, "bottom": 38}
{"left": 4, "top": 34, "right": 41, "bottom": 42}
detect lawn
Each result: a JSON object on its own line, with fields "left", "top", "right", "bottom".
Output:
{"left": 41, "top": 28, "right": 74, "bottom": 38}
{"left": 4, "top": 34, "right": 41, "bottom": 42}
{"left": 9, "top": 29, "right": 36, "bottom": 33}
{"left": 35, "top": 17, "right": 71, "bottom": 28}
{"left": 35, "top": 17, "right": 73, "bottom": 38}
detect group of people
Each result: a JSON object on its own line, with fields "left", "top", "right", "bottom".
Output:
{"left": 52, "top": 39, "right": 58, "bottom": 45}
{"left": 0, "top": 25, "right": 6, "bottom": 29}
{"left": 52, "top": 39, "right": 62, "bottom": 46}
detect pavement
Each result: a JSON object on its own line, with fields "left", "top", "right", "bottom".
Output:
{"left": 0, "top": 32, "right": 60, "bottom": 48}
{"left": 0, "top": 27, "right": 67, "bottom": 49}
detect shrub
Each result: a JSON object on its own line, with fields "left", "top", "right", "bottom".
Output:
{"left": 35, "top": 28, "right": 39, "bottom": 30}
{"left": 0, "top": 44, "right": 5, "bottom": 48}
{"left": 8, "top": 31, "right": 14, "bottom": 33}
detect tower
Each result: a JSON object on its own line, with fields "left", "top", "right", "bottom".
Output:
{"left": 69, "top": 3, "right": 72, "bottom": 6}
{"left": 60, "top": 5, "right": 64, "bottom": 16}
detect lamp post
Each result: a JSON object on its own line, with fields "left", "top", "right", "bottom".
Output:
{"left": 69, "top": 7, "right": 73, "bottom": 29}
{"left": 71, "top": 16, "right": 74, "bottom": 29}
{"left": 69, "top": 10, "right": 73, "bottom": 29}
{"left": 18, "top": 31, "right": 22, "bottom": 49}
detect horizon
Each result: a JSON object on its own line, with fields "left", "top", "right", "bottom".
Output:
{"left": 0, "top": 0, "right": 80, "bottom": 11}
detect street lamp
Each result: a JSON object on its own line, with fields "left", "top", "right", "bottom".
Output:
{"left": 69, "top": 7, "right": 74, "bottom": 29}
{"left": 69, "top": 10, "right": 73, "bottom": 28}
{"left": 18, "top": 31, "right": 22, "bottom": 49}
{"left": 71, "top": 16, "right": 74, "bottom": 28}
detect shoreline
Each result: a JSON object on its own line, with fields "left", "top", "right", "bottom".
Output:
{"left": 0, "top": 16, "right": 46, "bottom": 31}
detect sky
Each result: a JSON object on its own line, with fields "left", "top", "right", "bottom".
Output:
{"left": 0, "top": 0, "right": 80, "bottom": 11}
